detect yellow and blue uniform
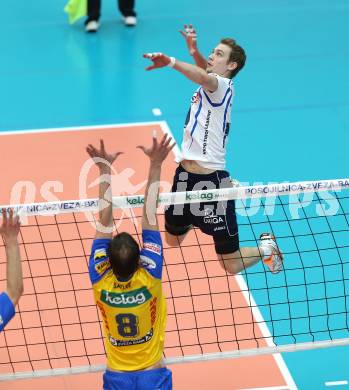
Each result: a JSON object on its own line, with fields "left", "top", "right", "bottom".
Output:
{"left": 0, "top": 292, "right": 15, "bottom": 332}
{"left": 89, "top": 229, "right": 172, "bottom": 390}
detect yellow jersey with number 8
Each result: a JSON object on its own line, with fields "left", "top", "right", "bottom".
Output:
{"left": 88, "top": 230, "right": 166, "bottom": 371}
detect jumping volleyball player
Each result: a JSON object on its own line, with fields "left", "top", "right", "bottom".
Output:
{"left": 87, "top": 134, "right": 174, "bottom": 389}
{"left": 144, "top": 25, "right": 283, "bottom": 275}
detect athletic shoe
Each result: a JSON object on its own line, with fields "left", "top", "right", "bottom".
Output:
{"left": 85, "top": 20, "right": 99, "bottom": 33}
{"left": 123, "top": 16, "right": 137, "bottom": 27}
{"left": 259, "top": 233, "right": 283, "bottom": 274}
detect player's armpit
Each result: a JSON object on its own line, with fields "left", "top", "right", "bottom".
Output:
{"left": 201, "top": 74, "right": 219, "bottom": 93}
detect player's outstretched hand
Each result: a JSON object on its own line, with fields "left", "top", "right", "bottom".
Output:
{"left": 0, "top": 208, "right": 20, "bottom": 241}
{"left": 143, "top": 53, "right": 172, "bottom": 71}
{"left": 137, "top": 133, "right": 176, "bottom": 166}
{"left": 86, "top": 140, "right": 123, "bottom": 169}
{"left": 179, "top": 24, "right": 198, "bottom": 55}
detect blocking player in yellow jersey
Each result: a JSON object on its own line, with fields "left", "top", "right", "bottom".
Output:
{"left": 87, "top": 134, "right": 175, "bottom": 389}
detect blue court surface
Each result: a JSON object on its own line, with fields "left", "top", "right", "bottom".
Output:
{"left": 1, "top": 0, "right": 349, "bottom": 388}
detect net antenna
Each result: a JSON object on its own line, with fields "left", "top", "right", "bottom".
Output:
{"left": 0, "top": 178, "right": 348, "bottom": 382}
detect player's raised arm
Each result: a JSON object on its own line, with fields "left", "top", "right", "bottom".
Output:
{"left": 86, "top": 140, "right": 123, "bottom": 239}
{"left": 137, "top": 133, "right": 175, "bottom": 231}
{"left": 143, "top": 52, "right": 218, "bottom": 92}
{"left": 1, "top": 208, "right": 23, "bottom": 306}
{"left": 179, "top": 24, "right": 207, "bottom": 70}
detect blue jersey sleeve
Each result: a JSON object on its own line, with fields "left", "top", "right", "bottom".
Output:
{"left": 140, "top": 229, "right": 163, "bottom": 280}
{"left": 0, "top": 292, "right": 15, "bottom": 332}
{"left": 89, "top": 239, "right": 112, "bottom": 285}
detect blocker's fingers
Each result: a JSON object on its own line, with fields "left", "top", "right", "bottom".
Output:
{"left": 100, "top": 139, "right": 105, "bottom": 153}
{"left": 7, "top": 209, "right": 14, "bottom": 226}
{"left": 114, "top": 152, "right": 124, "bottom": 159}
{"left": 87, "top": 144, "right": 96, "bottom": 151}
{"left": 164, "top": 136, "right": 173, "bottom": 147}
{"left": 152, "top": 134, "right": 158, "bottom": 149}
{"left": 1, "top": 208, "right": 7, "bottom": 225}
{"left": 87, "top": 144, "right": 97, "bottom": 155}
{"left": 136, "top": 145, "right": 146, "bottom": 153}
{"left": 13, "top": 214, "right": 20, "bottom": 227}
{"left": 160, "top": 133, "right": 168, "bottom": 145}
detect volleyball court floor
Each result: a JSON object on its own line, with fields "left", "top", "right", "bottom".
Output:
{"left": 0, "top": 122, "right": 296, "bottom": 389}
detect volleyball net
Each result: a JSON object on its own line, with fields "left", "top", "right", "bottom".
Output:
{"left": 0, "top": 178, "right": 348, "bottom": 381}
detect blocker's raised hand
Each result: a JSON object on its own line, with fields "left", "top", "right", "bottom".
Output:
{"left": 137, "top": 133, "right": 175, "bottom": 166}
{"left": 86, "top": 140, "right": 123, "bottom": 169}
{"left": 0, "top": 208, "right": 20, "bottom": 241}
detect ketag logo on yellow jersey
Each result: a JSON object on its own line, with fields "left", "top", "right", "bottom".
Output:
{"left": 101, "top": 287, "right": 152, "bottom": 307}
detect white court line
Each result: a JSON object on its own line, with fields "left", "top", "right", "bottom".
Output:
{"left": 235, "top": 274, "right": 297, "bottom": 390}
{"left": 0, "top": 120, "right": 168, "bottom": 135}
{"left": 159, "top": 121, "right": 182, "bottom": 161}
{"left": 325, "top": 381, "right": 348, "bottom": 387}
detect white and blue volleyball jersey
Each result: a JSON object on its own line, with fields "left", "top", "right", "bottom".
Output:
{"left": 177, "top": 74, "right": 234, "bottom": 170}
{"left": 0, "top": 292, "right": 15, "bottom": 332}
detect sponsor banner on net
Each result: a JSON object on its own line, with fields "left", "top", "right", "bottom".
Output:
{"left": 3, "top": 178, "right": 348, "bottom": 218}
{"left": 8, "top": 199, "right": 99, "bottom": 216}
{"left": 244, "top": 179, "right": 349, "bottom": 197}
